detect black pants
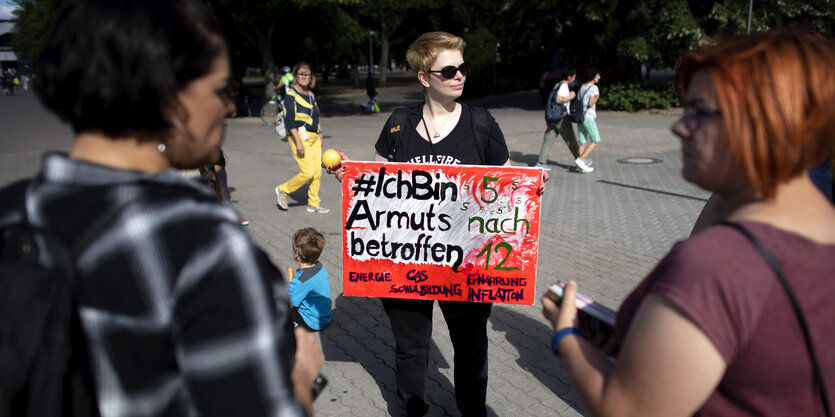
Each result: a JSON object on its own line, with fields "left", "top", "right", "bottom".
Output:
{"left": 381, "top": 298, "right": 492, "bottom": 417}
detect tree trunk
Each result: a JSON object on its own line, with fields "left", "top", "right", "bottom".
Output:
{"left": 379, "top": 31, "right": 389, "bottom": 87}
{"left": 260, "top": 37, "right": 276, "bottom": 98}
{"left": 352, "top": 63, "right": 360, "bottom": 87}
{"left": 260, "top": 20, "right": 279, "bottom": 98}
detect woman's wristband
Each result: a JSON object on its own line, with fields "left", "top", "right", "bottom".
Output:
{"left": 552, "top": 327, "right": 582, "bottom": 356}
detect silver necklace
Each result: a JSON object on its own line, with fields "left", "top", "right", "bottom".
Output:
{"left": 424, "top": 107, "right": 453, "bottom": 139}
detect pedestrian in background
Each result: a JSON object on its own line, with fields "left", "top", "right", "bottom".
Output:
{"left": 277, "top": 65, "right": 293, "bottom": 97}
{"left": 576, "top": 67, "right": 603, "bottom": 168}
{"left": 275, "top": 62, "right": 330, "bottom": 214}
{"left": 536, "top": 66, "right": 590, "bottom": 173}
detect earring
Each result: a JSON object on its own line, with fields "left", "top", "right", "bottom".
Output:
{"left": 157, "top": 143, "right": 167, "bottom": 153}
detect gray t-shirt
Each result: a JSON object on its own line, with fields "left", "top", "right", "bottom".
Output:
{"left": 578, "top": 83, "right": 599, "bottom": 120}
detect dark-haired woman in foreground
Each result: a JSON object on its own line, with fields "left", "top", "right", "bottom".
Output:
{"left": 6, "top": 0, "right": 323, "bottom": 415}
{"left": 542, "top": 29, "right": 835, "bottom": 416}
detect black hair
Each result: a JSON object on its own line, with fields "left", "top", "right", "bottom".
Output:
{"left": 560, "top": 66, "right": 577, "bottom": 80}
{"left": 583, "top": 67, "right": 601, "bottom": 83}
{"left": 35, "top": 0, "right": 226, "bottom": 137}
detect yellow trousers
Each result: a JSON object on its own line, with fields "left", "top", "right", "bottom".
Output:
{"left": 278, "top": 132, "right": 322, "bottom": 207}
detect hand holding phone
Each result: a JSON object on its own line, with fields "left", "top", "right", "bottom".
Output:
{"left": 545, "top": 281, "right": 618, "bottom": 356}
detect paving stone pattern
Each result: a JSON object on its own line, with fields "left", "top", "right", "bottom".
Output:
{"left": 0, "top": 85, "right": 708, "bottom": 416}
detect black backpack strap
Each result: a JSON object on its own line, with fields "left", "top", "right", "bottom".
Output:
{"left": 385, "top": 106, "right": 412, "bottom": 161}
{"left": 0, "top": 179, "right": 33, "bottom": 265}
{"left": 718, "top": 221, "right": 831, "bottom": 417}
{"left": 10, "top": 181, "right": 105, "bottom": 417}
{"left": 0, "top": 179, "right": 30, "bottom": 222}
{"left": 468, "top": 105, "right": 490, "bottom": 165}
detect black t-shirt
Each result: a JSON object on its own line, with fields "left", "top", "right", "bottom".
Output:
{"left": 374, "top": 103, "right": 509, "bottom": 166}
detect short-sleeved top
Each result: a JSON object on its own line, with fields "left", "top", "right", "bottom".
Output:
{"left": 578, "top": 83, "right": 599, "bottom": 120}
{"left": 289, "top": 262, "right": 333, "bottom": 330}
{"left": 556, "top": 82, "right": 571, "bottom": 112}
{"left": 283, "top": 87, "right": 320, "bottom": 134}
{"left": 374, "top": 103, "right": 509, "bottom": 165}
{"left": 279, "top": 72, "right": 294, "bottom": 91}
{"left": 616, "top": 221, "right": 835, "bottom": 416}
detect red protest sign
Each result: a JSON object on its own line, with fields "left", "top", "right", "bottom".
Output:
{"left": 341, "top": 161, "right": 542, "bottom": 305}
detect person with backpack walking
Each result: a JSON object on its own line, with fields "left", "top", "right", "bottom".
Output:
{"left": 536, "top": 66, "right": 591, "bottom": 173}
{"left": 326, "top": 31, "right": 546, "bottom": 417}
{"left": 0, "top": 1, "right": 324, "bottom": 416}
{"left": 576, "top": 67, "right": 602, "bottom": 167}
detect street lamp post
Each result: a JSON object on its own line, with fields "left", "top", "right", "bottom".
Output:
{"left": 369, "top": 31, "right": 375, "bottom": 73}
{"left": 747, "top": 0, "right": 753, "bottom": 34}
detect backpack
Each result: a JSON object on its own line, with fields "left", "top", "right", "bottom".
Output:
{"left": 568, "top": 90, "right": 588, "bottom": 124}
{"left": 274, "top": 113, "right": 287, "bottom": 140}
{"left": 0, "top": 180, "right": 101, "bottom": 417}
{"left": 385, "top": 103, "right": 491, "bottom": 164}
{"left": 545, "top": 82, "right": 569, "bottom": 122}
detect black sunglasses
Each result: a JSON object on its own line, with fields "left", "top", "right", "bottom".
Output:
{"left": 428, "top": 63, "right": 471, "bottom": 79}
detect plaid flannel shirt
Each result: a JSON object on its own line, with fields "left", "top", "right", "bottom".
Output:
{"left": 19, "top": 153, "right": 304, "bottom": 417}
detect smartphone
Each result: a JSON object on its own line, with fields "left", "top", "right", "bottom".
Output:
{"left": 312, "top": 374, "right": 328, "bottom": 400}
{"left": 545, "top": 281, "right": 616, "bottom": 342}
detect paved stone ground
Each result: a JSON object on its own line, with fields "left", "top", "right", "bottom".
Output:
{"left": 0, "top": 81, "right": 709, "bottom": 416}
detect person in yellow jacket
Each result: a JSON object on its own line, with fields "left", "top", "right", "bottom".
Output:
{"left": 275, "top": 62, "right": 329, "bottom": 213}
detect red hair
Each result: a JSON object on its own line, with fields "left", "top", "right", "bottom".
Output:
{"left": 676, "top": 29, "right": 835, "bottom": 199}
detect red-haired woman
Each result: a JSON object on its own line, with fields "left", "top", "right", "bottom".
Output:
{"left": 542, "top": 29, "right": 835, "bottom": 416}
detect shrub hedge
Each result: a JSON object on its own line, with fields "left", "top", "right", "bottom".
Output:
{"left": 596, "top": 82, "right": 678, "bottom": 112}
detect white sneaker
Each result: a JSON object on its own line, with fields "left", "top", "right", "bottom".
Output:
{"left": 534, "top": 162, "right": 552, "bottom": 171}
{"left": 574, "top": 158, "right": 594, "bottom": 173}
{"left": 275, "top": 186, "right": 288, "bottom": 210}
{"left": 306, "top": 205, "right": 330, "bottom": 214}
{"left": 584, "top": 158, "right": 593, "bottom": 166}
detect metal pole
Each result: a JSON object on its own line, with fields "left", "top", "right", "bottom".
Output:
{"left": 369, "top": 31, "right": 375, "bottom": 73}
{"left": 747, "top": 0, "right": 753, "bottom": 34}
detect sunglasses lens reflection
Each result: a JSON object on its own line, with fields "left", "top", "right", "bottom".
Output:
{"left": 439, "top": 63, "right": 470, "bottom": 79}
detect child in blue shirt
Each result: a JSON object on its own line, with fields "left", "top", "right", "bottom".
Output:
{"left": 289, "top": 228, "right": 332, "bottom": 331}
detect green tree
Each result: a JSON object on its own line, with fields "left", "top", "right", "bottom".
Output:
{"left": 358, "top": 0, "right": 436, "bottom": 86}
{"left": 707, "top": 0, "right": 835, "bottom": 37}
{"left": 10, "top": 0, "right": 61, "bottom": 61}
{"left": 209, "top": 0, "right": 362, "bottom": 95}
{"left": 616, "top": 0, "right": 705, "bottom": 78}
{"left": 208, "top": 0, "right": 288, "bottom": 96}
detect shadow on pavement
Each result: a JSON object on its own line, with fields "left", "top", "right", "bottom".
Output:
{"left": 489, "top": 305, "right": 588, "bottom": 415}
{"left": 323, "top": 294, "right": 467, "bottom": 416}
{"left": 463, "top": 91, "right": 543, "bottom": 112}
{"left": 321, "top": 294, "right": 400, "bottom": 416}
{"left": 508, "top": 151, "right": 583, "bottom": 175}
{"left": 318, "top": 90, "right": 425, "bottom": 117}
{"left": 320, "top": 295, "right": 519, "bottom": 416}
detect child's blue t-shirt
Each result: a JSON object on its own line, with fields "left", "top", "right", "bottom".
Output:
{"left": 289, "top": 262, "right": 332, "bottom": 330}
